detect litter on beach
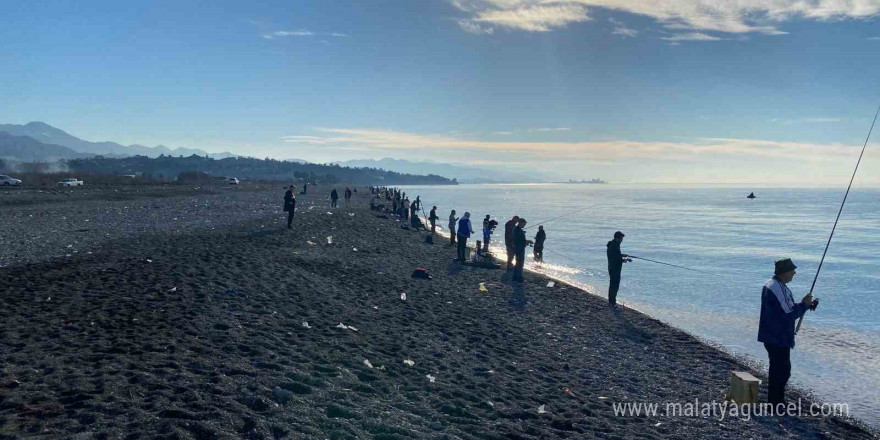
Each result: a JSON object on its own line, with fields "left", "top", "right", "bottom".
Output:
{"left": 363, "top": 359, "right": 373, "bottom": 368}
{"left": 326, "top": 236, "right": 333, "bottom": 244}
{"left": 478, "top": 283, "right": 489, "bottom": 293}
{"left": 403, "top": 359, "right": 415, "bottom": 366}
{"left": 400, "top": 292, "right": 407, "bottom": 301}
{"left": 547, "top": 281, "right": 555, "bottom": 288}
{"left": 426, "top": 374, "right": 436, "bottom": 383}
{"left": 562, "top": 387, "right": 575, "bottom": 397}
{"left": 302, "top": 322, "right": 312, "bottom": 329}
{"left": 537, "top": 405, "right": 547, "bottom": 414}
{"left": 306, "top": 241, "right": 317, "bottom": 245}
{"left": 336, "top": 323, "right": 358, "bottom": 332}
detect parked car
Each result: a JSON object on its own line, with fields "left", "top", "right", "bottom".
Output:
{"left": 0, "top": 175, "right": 22, "bottom": 186}
{"left": 58, "top": 178, "right": 84, "bottom": 187}
{"left": 228, "top": 177, "right": 239, "bottom": 185}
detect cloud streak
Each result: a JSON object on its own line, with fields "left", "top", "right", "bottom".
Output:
{"left": 282, "top": 128, "right": 863, "bottom": 162}
{"left": 449, "top": 0, "right": 880, "bottom": 36}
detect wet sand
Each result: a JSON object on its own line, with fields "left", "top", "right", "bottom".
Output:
{"left": 0, "top": 185, "right": 875, "bottom": 439}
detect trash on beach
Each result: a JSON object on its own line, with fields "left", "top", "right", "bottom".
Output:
{"left": 326, "top": 212, "right": 333, "bottom": 215}
{"left": 411, "top": 268, "right": 432, "bottom": 279}
{"left": 487, "top": 401, "right": 494, "bottom": 408}
{"left": 145, "top": 259, "right": 153, "bottom": 263}
{"left": 537, "top": 405, "right": 547, "bottom": 414}
{"left": 363, "top": 359, "right": 373, "bottom": 369}
{"left": 336, "top": 323, "right": 358, "bottom": 332}
{"left": 426, "top": 374, "right": 436, "bottom": 383}
{"left": 302, "top": 322, "right": 312, "bottom": 329}
{"left": 478, "top": 283, "right": 489, "bottom": 293}
{"left": 326, "top": 236, "right": 333, "bottom": 244}
{"left": 403, "top": 359, "right": 415, "bottom": 366}
{"left": 348, "top": 213, "right": 355, "bottom": 216}
{"left": 307, "top": 241, "right": 317, "bottom": 246}
{"left": 547, "top": 281, "right": 555, "bottom": 288}
{"left": 352, "top": 248, "right": 358, "bottom": 252}
{"left": 372, "top": 305, "right": 379, "bottom": 309}
{"left": 562, "top": 387, "right": 575, "bottom": 397}
{"left": 654, "top": 422, "right": 662, "bottom": 427}
{"left": 598, "top": 396, "right": 608, "bottom": 400}
{"left": 400, "top": 292, "right": 407, "bottom": 301}
{"left": 168, "top": 287, "right": 177, "bottom": 292}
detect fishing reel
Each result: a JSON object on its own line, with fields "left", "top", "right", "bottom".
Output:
{"left": 809, "top": 298, "right": 819, "bottom": 311}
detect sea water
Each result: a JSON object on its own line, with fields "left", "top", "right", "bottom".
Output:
{"left": 399, "top": 183, "right": 880, "bottom": 425}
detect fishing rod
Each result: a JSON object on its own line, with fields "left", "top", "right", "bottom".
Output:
{"left": 797, "top": 101, "right": 880, "bottom": 334}
{"left": 627, "top": 255, "right": 713, "bottom": 275}
{"left": 525, "top": 205, "right": 593, "bottom": 229}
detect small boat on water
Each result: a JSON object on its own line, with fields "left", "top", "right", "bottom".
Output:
{"left": 747, "top": 192, "right": 756, "bottom": 199}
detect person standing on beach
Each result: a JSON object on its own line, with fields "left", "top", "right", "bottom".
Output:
{"left": 283, "top": 185, "right": 296, "bottom": 229}
{"left": 606, "top": 231, "right": 630, "bottom": 307}
{"left": 533, "top": 226, "right": 546, "bottom": 262}
{"left": 330, "top": 188, "right": 339, "bottom": 208}
{"left": 402, "top": 198, "right": 410, "bottom": 220}
{"left": 448, "top": 210, "right": 457, "bottom": 245}
{"left": 344, "top": 187, "right": 352, "bottom": 208}
{"left": 512, "top": 218, "right": 533, "bottom": 282}
{"left": 456, "top": 212, "right": 474, "bottom": 262}
{"left": 504, "top": 216, "right": 520, "bottom": 270}
{"left": 758, "top": 258, "right": 813, "bottom": 409}
{"left": 482, "top": 215, "right": 492, "bottom": 253}
{"left": 301, "top": 182, "right": 308, "bottom": 195}
{"left": 429, "top": 206, "right": 439, "bottom": 234}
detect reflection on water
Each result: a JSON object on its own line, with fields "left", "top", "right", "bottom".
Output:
{"left": 403, "top": 184, "right": 880, "bottom": 426}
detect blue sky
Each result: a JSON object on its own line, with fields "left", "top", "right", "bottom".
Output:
{"left": 2, "top": 0, "right": 880, "bottom": 183}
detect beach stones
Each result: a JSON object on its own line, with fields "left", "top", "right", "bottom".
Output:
{"left": 272, "top": 386, "right": 294, "bottom": 404}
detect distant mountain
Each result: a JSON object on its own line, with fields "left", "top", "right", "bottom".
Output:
{"left": 0, "top": 122, "right": 236, "bottom": 159}
{"left": 0, "top": 132, "right": 91, "bottom": 162}
{"left": 336, "top": 158, "right": 554, "bottom": 183}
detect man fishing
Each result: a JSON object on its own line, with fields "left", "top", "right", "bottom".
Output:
{"left": 533, "top": 226, "right": 546, "bottom": 262}
{"left": 429, "top": 206, "right": 439, "bottom": 234}
{"left": 504, "top": 215, "right": 520, "bottom": 270}
{"left": 448, "top": 210, "right": 457, "bottom": 245}
{"left": 758, "top": 258, "right": 815, "bottom": 409}
{"left": 512, "top": 218, "right": 533, "bottom": 282}
{"left": 456, "top": 212, "right": 474, "bottom": 262}
{"left": 606, "top": 231, "right": 630, "bottom": 307}
{"left": 283, "top": 185, "right": 296, "bottom": 229}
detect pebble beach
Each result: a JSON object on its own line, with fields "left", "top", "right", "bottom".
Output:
{"left": 0, "top": 184, "right": 875, "bottom": 439}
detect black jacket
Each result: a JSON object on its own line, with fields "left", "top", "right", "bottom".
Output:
{"left": 283, "top": 190, "right": 295, "bottom": 211}
{"left": 514, "top": 226, "right": 527, "bottom": 254}
{"left": 535, "top": 230, "right": 546, "bottom": 247}
{"left": 607, "top": 240, "right": 623, "bottom": 273}
{"left": 505, "top": 220, "right": 516, "bottom": 246}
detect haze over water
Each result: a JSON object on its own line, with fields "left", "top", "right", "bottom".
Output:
{"left": 401, "top": 183, "right": 880, "bottom": 426}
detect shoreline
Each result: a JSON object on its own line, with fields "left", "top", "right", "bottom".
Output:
{"left": 1, "top": 186, "right": 876, "bottom": 439}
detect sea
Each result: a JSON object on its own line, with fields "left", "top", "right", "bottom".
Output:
{"left": 399, "top": 183, "right": 880, "bottom": 426}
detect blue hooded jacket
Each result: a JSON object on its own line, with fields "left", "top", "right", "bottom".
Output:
{"left": 457, "top": 217, "right": 472, "bottom": 238}
{"left": 757, "top": 277, "right": 808, "bottom": 348}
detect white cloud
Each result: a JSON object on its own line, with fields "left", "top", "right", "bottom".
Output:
{"left": 492, "top": 131, "right": 514, "bottom": 135}
{"left": 868, "top": 36, "right": 880, "bottom": 40}
{"left": 530, "top": 127, "right": 571, "bottom": 132}
{"left": 610, "top": 18, "right": 638, "bottom": 37}
{"left": 263, "top": 30, "right": 314, "bottom": 39}
{"left": 772, "top": 117, "right": 842, "bottom": 124}
{"left": 661, "top": 32, "right": 721, "bottom": 41}
{"left": 459, "top": 3, "right": 589, "bottom": 32}
{"left": 282, "top": 127, "right": 862, "bottom": 162}
{"left": 449, "top": 0, "right": 880, "bottom": 36}
{"left": 329, "top": 33, "right": 349, "bottom": 37}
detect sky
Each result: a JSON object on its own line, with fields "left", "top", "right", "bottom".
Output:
{"left": 2, "top": 0, "right": 880, "bottom": 184}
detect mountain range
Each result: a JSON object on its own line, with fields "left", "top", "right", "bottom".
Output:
{"left": 0, "top": 122, "right": 235, "bottom": 159}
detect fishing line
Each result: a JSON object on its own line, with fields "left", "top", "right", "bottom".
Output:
{"left": 797, "top": 101, "right": 880, "bottom": 333}
{"left": 525, "top": 205, "right": 593, "bottom": 229}
{"left": 627, "top": 255, "right": 714, "bottom": 275}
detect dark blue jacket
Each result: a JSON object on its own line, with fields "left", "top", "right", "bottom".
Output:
{"left": 758, "top": 277, "right": 808, "bottom": 348}
{"left": 607, "top": 240, "right": 623, "bottom": 274}
{"left": 457, "top": 217, "right": 473, "bottom": 238}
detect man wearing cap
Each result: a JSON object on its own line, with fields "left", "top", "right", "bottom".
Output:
{"left": 758, "top": 258, "right": 813, "bottom": 408}
{"left": 606, "top": 231, "right": 630, "bottom": 306}
{"left": 283, "top": 185, "right": 296, "bottom": 229}
{"left": 504, "top": 216, "right": 520, "bottom": 270}
{"left": 512, "top": 218, "right": 533, "bottom": 282}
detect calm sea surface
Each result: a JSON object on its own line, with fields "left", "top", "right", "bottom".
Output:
{"left": 400, "top": 184, "right": 880, "bottom": 425}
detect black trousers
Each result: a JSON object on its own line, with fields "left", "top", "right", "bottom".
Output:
{"left": 533, "top": 246, "right": 543, "bottom": 262}
{"left": 449, "top": 227, "right": 456, "bottom": 245}
{"left": 506, "top": 245, "right": 515, "bottom": 269}
{"left": 608, "top": 271, "right": 621, "bottom": 305}
{"left": 513, "top": 251, "right": 525, "bottom": 281}
{"left": 456, "top": 236, "right": 467, "bottom": 261}
{"left": 286, "top": 206, "right": 295, "bottom": 228}
{"left": 764, "top": 343, "right": 791, "bottom": 406}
